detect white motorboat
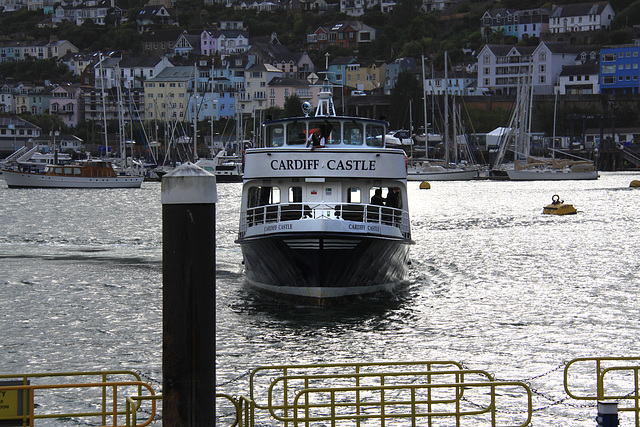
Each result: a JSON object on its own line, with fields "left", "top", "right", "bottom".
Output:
{"left": 235, "top": 80, "right": 413, "bottom": 303}
{"left": 195, "top": 150, "right": 243, "bottom": 183}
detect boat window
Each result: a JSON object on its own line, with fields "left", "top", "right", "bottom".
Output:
{"left": 74, "top": 168, "right": 81, "bottom": 175}
{"left": 247, "top": 186, "right": 281, "bottom": 208}
{"left": 309, "top": 121, "right": 339, "bottom": 145}
{"left": 266, "top": 125, "right": 285, "bottom": 147}
{"left": 369, "top": 187, "right": 402, "bottom": 208}
{"left": 286, "top": 122, "right": 307, "bottom": 145}
{"left": 347, "top": 187, "right": 361, "bottom": 203}
{"left": 54, "top": 167, "right": 63, "bottom": 174}
{"left": 344, "top": 122, "right": 363, "bottom": 145}
{"left": 64, "top": 167, "right": 72, "bottom": 175}
{"left": 366, "top": 124, "right": 385, "bottom": 147}
{"left": 289, "top": 186, "right": 302, "bottom": 203}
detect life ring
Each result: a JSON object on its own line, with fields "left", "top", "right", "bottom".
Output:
{"left": 551, "top": 194, "right": 562, "bottom": 205}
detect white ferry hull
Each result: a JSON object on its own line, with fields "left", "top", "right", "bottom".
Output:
{"left": 2, "top": 170, "right": 144, "bottom": 188}
{"left": 506, "top": 169, "right": 599, "bottom": 181}
{"left": 238, "top": 232, "right": 410, "bottom": 300}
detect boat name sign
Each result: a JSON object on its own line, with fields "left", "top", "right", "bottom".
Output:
{"left": 269, "top": 158, "right": 376, "bottom": 172}
{"left": 259, "top": 222, "right": 382, "bottom": 235}
{"left": 244, "top": 151, "right": 407, "bottom": 179}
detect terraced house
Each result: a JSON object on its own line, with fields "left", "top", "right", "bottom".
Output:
{"left": 144, "top": 66, "right": 195, "bottom": 122}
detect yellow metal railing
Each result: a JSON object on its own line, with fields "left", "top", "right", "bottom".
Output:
{"left": 0, "top": 371, "right": 157, "bottom": 426}
{"left": 265, "top": 369, "right": 495, "bottom": 422}
{"left": 291, "top": 381, "right": 531, "bottom": 427}
{"left": 246, "top": 361, "right": 532, "bottom": 426}
{"left": 565, "top": 356, "right": 640, "bottom": 426}
{"left": 250, "top": 361, "right": 465, "bottom": 409}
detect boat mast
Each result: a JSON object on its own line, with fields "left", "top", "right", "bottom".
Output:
{"left": 99, "top": 54, "right": 109, "bottom": 157}
{"left": 552, "top": 89, "right": 558, "bottom": 159}
{"left": 444, "top": 50, "right": 449, "bottom": 166}
{"left": 115, "top": 63, "right": 126, "bottom": 165}
{"left": 421, "top": 54, "right": 429, "bottom": 158}
{"left": 193, "top": 63, "right": 198, "bottom": 162}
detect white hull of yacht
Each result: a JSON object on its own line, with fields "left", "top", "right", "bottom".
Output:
{"left": 506, "top": 169, "right": 599, "bottom": 181}
{"left": 407, "top": 168, "right": 478, "bottom": 181}
{"left": 2, "top": 169, "right": 143, "bottom": 188}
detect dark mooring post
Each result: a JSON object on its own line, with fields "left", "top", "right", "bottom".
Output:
{"left": 161, "top": 163, "right": 217, "bottom": 426}
{"left": 596, "top": 401, "right": 618, "bottom": 427}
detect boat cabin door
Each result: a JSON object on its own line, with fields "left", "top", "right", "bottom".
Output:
{"left": 306, "top": 181, "right": 341, "bottom": 218}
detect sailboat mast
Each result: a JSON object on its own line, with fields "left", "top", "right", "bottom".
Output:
{"left": 552, "top": 89, "right": 558, "bottom": 159}
{"left": 421, "top": 54, "right": 429, "bottom": 157}
{"left": 444, "top": 50, "right": 449, "bottom": 166}
{"left": 99, "top": 54, "right": 109, "bottom": 157}
{"left": 193, "top": 63, "right": 198, "bottom": 162}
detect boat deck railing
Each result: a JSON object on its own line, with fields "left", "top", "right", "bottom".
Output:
{"left": 239, "top": 202, "right": 411, "bottom": 239}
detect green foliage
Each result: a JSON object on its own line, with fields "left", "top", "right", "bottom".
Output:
{"left": 388, "top": 70, "right": 422, "bottom": 129}
{"left": 0, "top": 59, "right": 74, "bottom": 82}
{"left": 283, "top": 94, "right": 303, "bottom": 117}
{"left": 263, "top": 106, "right": 283, "bottom": 120}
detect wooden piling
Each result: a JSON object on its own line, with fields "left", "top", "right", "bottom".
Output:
{"left": 161, "top": 163, "right": 217, "bottom": 426}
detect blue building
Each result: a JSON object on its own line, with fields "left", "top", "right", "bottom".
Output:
{"left": 600, "top": 44, "right": 640, "bottom": 94}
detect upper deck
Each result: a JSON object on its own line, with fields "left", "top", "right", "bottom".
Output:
{"left": 246, "top": 80, "right": 407, "bottom": 180}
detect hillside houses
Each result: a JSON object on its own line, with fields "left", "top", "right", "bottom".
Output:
{"left": 0, "top": 0, "right": 635, "bottom": 139}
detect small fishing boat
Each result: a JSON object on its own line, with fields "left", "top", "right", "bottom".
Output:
{"left": 235, "top": 80, "right": 413, "bottom": 303}
{"left": 2, "top": 159, "right": 143, "bottom": 188}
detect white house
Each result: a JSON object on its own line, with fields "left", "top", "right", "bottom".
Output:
{"left": 549, "top": 1, "right": 614, "bottom": 34}
{"left": 476, "top": 42, "right": 581, "bottom": 95}
{"left": 556, "top": 52, "right": 600, "bottom": 94}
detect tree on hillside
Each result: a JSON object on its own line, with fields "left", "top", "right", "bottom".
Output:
{"left": 283, "top": 94, "right": 303, "bottom": 117}
{"left": 389, "top": 70, "right": 421, "bottom": 130}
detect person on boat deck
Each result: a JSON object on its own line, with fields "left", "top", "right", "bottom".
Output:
{"left": 385, "top": 188, "right": 401, "bottom": 208}
{"left": 306, "top": 129, "right": 325, "bottom": 150}
{"left": 371, "top": 188, "right": 385, "bottom": 206}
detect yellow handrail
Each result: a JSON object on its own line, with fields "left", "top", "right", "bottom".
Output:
{"left": 565, "top": 357, "right": 640, "bottom": 426}
{"left": 565, "top": 356, "right": 640, "bottom": 400}
{"left": 290, "top": 381, "right": 532, "bottom": 427}
{"left": 264, "top": 369, "right": 495, "bottom": 422}
{"left": 0, "top": 380, "right": 156, "bottom": 426}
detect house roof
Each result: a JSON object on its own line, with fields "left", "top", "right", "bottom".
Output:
{"left": 268, "top": 77, "right": 310, "bottom": 86}
{"left": 550, "top": 1, "right": 611, "bottom": 18}
{"left": 560, "top": 61, "right": 600, "bottom": 76}
{"left": 149, "top": 66, "right": 194, "bottom": 81}
{"left": 119, "top": 56, "right": 168, "bottom": 68}
{"left": 0, "top": 117, "right": 40, "bottom": 129}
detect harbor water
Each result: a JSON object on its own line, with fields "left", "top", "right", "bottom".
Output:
{"left": 1, "top": 172, "right": 640, "bottom": 426}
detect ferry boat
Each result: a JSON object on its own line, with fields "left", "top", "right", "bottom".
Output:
{"left": 2, "top": 159, "right": 143, "bottom": 188}
{"left": 235, "top": 80, "right": 413, "bottom": 302}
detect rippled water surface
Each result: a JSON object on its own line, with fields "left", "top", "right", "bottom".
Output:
{"left": 1, "top": 172, "right": 640, "bottom": 426}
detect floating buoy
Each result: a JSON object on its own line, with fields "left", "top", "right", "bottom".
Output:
{"left": 630, "top": 180, "right": 640, "bottom": 188}
{"left": 419, "top": 181, "right": 431, "bottom": 189}
{"left": 543, "top": 194, "right": 577, "bottom": 215}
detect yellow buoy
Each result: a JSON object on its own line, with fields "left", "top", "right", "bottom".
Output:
{"left": 543, "top": 194, "right": 577, "bottom": 215}
{"left": 630, "top": 180, "right": 640, "bottom": 188}
{"left": 419, "top": 181, "right": 431, "bottom": 189}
